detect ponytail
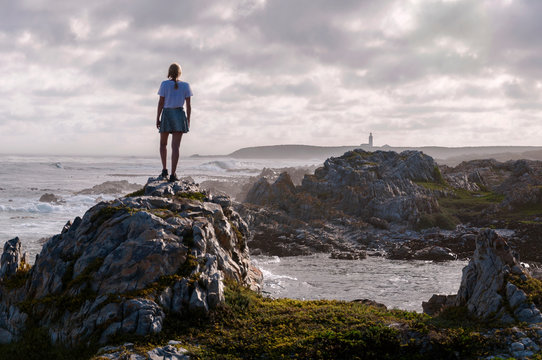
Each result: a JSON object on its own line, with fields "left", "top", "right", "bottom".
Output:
{"left": 167, "top": 63, "right": 182, "bottom": 90}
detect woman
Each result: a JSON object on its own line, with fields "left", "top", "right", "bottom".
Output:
{"left": 156, "top": 63, "right": 192, "bottom": 182}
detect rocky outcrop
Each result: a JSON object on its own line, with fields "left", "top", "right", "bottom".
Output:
{"left": 441, "top": 158, "right": 542, "bottom": 212}
{"left": 389, "top": 245, "right": 457, "bottom": 262}
{"left": 200, "top": 166, "right": 316, "bottom": 201}
{"left": 246, "top": 150, "right": 441, "bottom": 224}
{"left": 0, "top": 237, "right": 26, "bottom": 280}
{"left": 97, "top": 341, "right": 189, "bottom": 359}
{"left": 423, "top": 229, "right": 542, "bottom": 324}
{"left": 75, "top": 180, "right": 142, "bottom": 195}
{"left": 0, "top": 178, "right": 262, "bottom": 347}
{"left": 454, "top": 229, "right": 542, "bottom": 323}
{"left": 240, "top": 150, "right": 446, "bottom": 257}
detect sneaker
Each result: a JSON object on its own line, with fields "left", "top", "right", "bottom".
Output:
{"left": 160, "top": 169, "right": 168, "bottom": 179}
{"left": 169, "top": 173, "right": 179, "bottom": 182}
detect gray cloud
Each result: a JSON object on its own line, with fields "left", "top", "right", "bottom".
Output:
{"left": 0, "top": 0, "right": 541, "bottom": 156}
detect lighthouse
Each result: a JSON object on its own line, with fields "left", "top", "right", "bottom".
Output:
{"left": 369, "top": 133, "right": 373, "bottom": 148}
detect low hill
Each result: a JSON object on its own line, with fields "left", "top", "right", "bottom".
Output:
{"left": 226, "top": 144, "right": 542, "bottom": 163}
{"left": 228, "top": 144, "right": 361, "bottom": 159}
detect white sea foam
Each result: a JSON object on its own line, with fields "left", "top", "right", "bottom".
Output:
{"left": 252, "top": 255, "right": 281, "bottom": 265}
{"left": 0, "top": 203, "right": 62, "bottom": 213}
{"left": 198, "top": 160, "right": 240, "bottom": 171}
{"left": 260, "top": 268, "right": 297, "bottom": 282}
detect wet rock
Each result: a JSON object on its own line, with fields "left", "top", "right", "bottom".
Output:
{"left": 330, "top": 250, "right": 367, "bottom": 260}
{"left": 39, "top": 193, "right": 65, "bottom": 204}
{"left": 387, "top": 245, "right": 413, "bottom": 260}
{"left": 412, "top": 246, "right": 457, "bottom": 261}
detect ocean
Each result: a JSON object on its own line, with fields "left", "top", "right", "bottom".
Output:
{"left": 0, "top": 154, "right": 464, "bottom": 311}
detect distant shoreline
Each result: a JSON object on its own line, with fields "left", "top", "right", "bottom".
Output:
{"left": 191, "top": 144, "right": 542, "bottom": 165}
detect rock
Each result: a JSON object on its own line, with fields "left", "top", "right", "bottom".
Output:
{"left": 510, "top": 341, "right": 524, "bottom": 352}
{"left": 39, "top": 193, "right": 64, "bottom": 204}
{"left": 351, "top": 299, "right": 387, "bottom": 310}
{"left": 454, "top": 230, "right": 526, "bottom": 321}
{"left": 147, "top": 344, "right": 189, "bottom": 360}
{"left": 0, "top": 237, "right": 23, "bottom": 280}
{"left": 387, "top": 245, "right": 413, "bottom": 260}
{"left": 367, "top": 217, "right": 390, "bottom": 230}
{"left": 0, "top": 328, "right": 13, "bottom": 344}
{"left": 412, "top": 246, "right": 457, "bottom": 261}
{"left": 0, "top": 178, "right": 262, "bottom": 346}
{"left": 422, "top": 294, "right": 456, "bottom": 316}
{"left": 330, "top": 250, "right": 366, "bottom": 260}
{"left": 76, "top": 180, "right": 142, "bottom": 195}
{"left": 244, "top": 150, "right": 440, "bottom": 226}
{"left": 96, "top": 342, "right": 189, "bottom": 360}
{"left": 424, "top": 229, "right": 542, "bottom": 323}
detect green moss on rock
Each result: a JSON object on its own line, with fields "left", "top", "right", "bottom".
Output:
{"left": 175, "top": 192, "right": 206, "bottom": 201}
{"left": 125, "top": 187, "right": 146, "bottom": 197}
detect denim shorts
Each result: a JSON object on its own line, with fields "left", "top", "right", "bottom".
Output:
{"left": 160, "top": 107, "right": 189, "bottom": 133}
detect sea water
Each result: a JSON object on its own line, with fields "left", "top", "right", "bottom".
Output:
{"left": 254, "top": 255, "right": 466, "bottom": 312}
{"left": 0, "top": 154, "right": 464, "bottom": 311}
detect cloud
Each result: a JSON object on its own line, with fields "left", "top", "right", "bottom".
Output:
{"left": 0, "top": 0, "right": 541, "bottom": 157}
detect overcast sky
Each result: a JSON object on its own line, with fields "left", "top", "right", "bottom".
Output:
{"left": 0, "top": 0, "right": 541, "bottom": 156}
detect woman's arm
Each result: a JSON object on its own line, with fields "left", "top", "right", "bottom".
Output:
{"left": 185, "top": 97, "right": 191, "bottom": 127}
{"left": 156, "top": 96, "right": 165, "bottom": 129}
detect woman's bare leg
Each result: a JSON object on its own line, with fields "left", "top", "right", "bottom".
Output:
{"left": 160, "top": 132, "right": 169, "bottom": 170}
{"left": 171, "top": 132, "right": 183, "bottom": 175}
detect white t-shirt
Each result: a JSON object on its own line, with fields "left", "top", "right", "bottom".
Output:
{"left": 158, "top": 80, "right": 193, "bottom": 108}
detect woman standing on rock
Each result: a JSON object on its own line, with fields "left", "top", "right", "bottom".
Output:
{"left": 156, "top": 62, "right": 193, "bottom": 182}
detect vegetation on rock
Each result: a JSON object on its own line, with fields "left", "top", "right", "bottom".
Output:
{"left": 3, "top": 258, "right": 31, "bottom": 289}
{"left": 0, "top": 283, "right": 504, "bottom": 360}
{"left": 125, "top": 187, "right": 146, "bottom": 197}
{"left": 175, "top": 191, "right": 206, "bottom": 201}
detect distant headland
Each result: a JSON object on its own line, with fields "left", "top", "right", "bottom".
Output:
{"left": 191, "top": 133, "right": 542, "bottom": 165}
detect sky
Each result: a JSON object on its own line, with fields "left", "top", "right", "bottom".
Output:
{"left": 0, "top": 0, "right": 541, "bottom": 156}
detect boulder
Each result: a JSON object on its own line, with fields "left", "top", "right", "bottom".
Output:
{"left": 422, "top": 294, "right": 456, "bottom": 316}
{"left": 0, "top": 237, "right": 23, "bottom": 280}
{"left": 39, "top": 193, "right": 65, "bottom": 204}
{"left": 424, "top": 229, "right": 542, "bottom": 323}
{"left": 330, "top": 250, "right": 367, "bottom": 260}
{"left": 412, "top": 246, "right": 457, "bottom": 262}
{"left": 0, "top": 178, "right": 262, "bottom": 346}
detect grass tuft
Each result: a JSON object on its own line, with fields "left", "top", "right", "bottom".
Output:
{"left": 3, "top": 259, "right": 32, "bottom": 289}
{"left": 125, "top": 187, "right": 146, "bottom": 197}
{"left": 175, "top": 192, "right": 206, "bottom": 201}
